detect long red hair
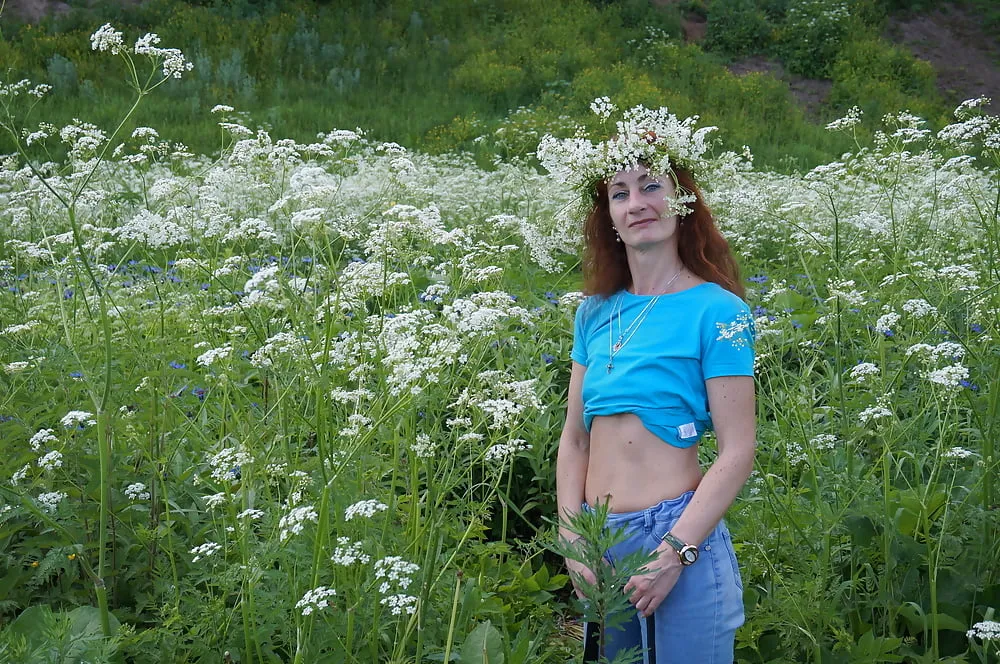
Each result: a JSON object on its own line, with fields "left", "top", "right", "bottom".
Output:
{"left": 581, "top": 165, "right": 745, "bottom": 300}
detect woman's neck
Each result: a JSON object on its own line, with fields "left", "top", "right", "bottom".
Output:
{"left": 627, "top": 248, "right": 686, "bottom": 295}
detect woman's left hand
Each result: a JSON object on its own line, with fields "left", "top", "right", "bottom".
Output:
{"left": 623, "top": 547, "right": 683, "bottom": 617}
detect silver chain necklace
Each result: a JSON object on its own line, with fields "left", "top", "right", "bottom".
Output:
{"left": 606, "top": 268, "right": 685, "bottom": 373}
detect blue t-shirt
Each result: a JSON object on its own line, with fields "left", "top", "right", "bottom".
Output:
{"left": 570, "top": 282, "right": 755, "bottom": 448}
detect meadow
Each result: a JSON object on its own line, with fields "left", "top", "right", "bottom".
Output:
{"left": 1, "top": 17, "right": 1000, "bottom": 664}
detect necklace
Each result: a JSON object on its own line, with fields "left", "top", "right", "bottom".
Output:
{"left": 606, "top": 268, "right": 685, "bottom": 373}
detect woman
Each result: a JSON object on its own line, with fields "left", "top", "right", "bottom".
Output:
{"left": 543, "top": 102, "right": 756, "bottom": 662}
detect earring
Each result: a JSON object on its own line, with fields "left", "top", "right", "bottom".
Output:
{"left": 612, "top": 225, "right": 621, "bottom": 242}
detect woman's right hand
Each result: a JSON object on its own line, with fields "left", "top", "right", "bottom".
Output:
{"left": 565, "top": 556, "right": 599, "bottom": 600}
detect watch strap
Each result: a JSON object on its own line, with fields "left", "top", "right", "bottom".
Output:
{"left": 660, "top": 530, "right": 688, "bottom": 552}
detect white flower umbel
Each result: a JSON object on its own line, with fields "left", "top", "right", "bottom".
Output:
{"left": 296, "top": 586, "right": 336, "bottom": 616}
{"left": 37, "top": 491, "right": 67, "bottom": 513}
{"left": 373, "top": 556, "right": 419, "bottom": 591}
{"left": 208, "top": 447, "right": 253, "bottom": 482}
{"left": 874, "top": 312, "right": 900, "bottom": 336}
{"left": 278, "top": 505, "right": 318, "bottom": 542}
{"left": 848, "top": 362, "right": 880, "bottom": 383}
{"left": 945, "top": 447, "right": 976, "bottom": 460}
{"left": 90, "top": 24, "right": 125, "bottom": 54}
{"left": 344, "top": 499, "right": 388, "bottom": 521}
{"left": 196, "top": 344, "right": 232, "bottom": 368}
{"left": 29, "top": 428, "right": 58, "bottom": 452}
{"left": 380, "top": 593, "right": 418, "bottom": 616}
{"left": 902, "top": 298, "right": 937, "bottom": 318}
{"left": 484, "top": 439, "right": 532, "bottom": 462}
{"left": 926, "top": 364, "right": 969, "bottom": 392}
{"left": 858, "top": 397, "right": 894, "bottom": 424}
{"left": 125, "top": 482, "right": 150, "bottom": 501}
{"left": 331, "top": 537, "right": 370, "bottom": 566}
{"left": 967, "top": 619, "right": 1000, "bottom": 641}
{"left": 60, "top": 410, "right": 96, "bottom": 428}
{"left": 190, "top": 541, "right": 222, "bottom": 563}
{"left": 36, "top": 450, "right": 63, "bottom": 471}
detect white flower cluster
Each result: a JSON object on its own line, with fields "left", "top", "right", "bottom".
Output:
{"left": 380, "top": 593, "right": 418, "bottom": 616}
{"left": 196, "top": 344, "right": 232, "bottom": 368}
{"left": 2, "top": 320, "right": 41, "bottom": 335}
{"left": 331, "top": 537, "right": 370, "bottom": 566}
{"left": 858, "top": 397, "right": 894, "bottom": 425}
{"left": 945, "top": 447, "right": 975, "bottom": 460}
{"left": 344, "top": 499, "right": 388, "bottom": 521}
{"left": 133, "top": 32, "right": 194, "bottom": 79}
{"left": 37, "top": 491, "right": 67, "bottom": 513}
{"left": 37, "top": 450, "right": 63, "bottom": 471}
{"left": 208, "top": 447, "right": 253, "bottom": 482}
{"left": 537, "top": 99, "right": 717, "bottom": 209}
{"left": 278, "top": 505, "right": 318, "bottom": 542}
{"left": 826, "top": 279, "right": 867, "bottom": 307}
{"left": 190, "top": 541, "right": 222, "bottom": 563}
{"left": 848, "top": 362, "right": 880, "bottom": 383}
{"left": 455, "top": 372, "right": 542, "bottom": 430}
{"left": 484, "top": 439, "right": 531, "bottom": 462}
{"left": 29, "top": 428, "right": 58, "bottom": 452}
{"left": 125, "top": 482, "right": 150, "bottom": 501}
{"left": 874, "top": 311, "right": 900, "bottom": 336}
{"left": 60, "top": 410, "right": 96, "bottom": 428}
{"left": 373, "top": 556, "right": 419, "bottom": 599}
{"left": 926, "top": 364, "right": 969, "bottom": 392}
{"left": 410, "top": 434, "right": 437, "bottom": 459}
{"left": 901, "top": 298, "right": 936, "bottom": 318}
{"left": 249, "top": 332, "right": 308, "bottom": 369}
{"left": 967, "top": 619, "right": 1000, "bottom": 641}
{"left": 809, "top": 434, "right": 838, "bottom": 451}
{"left": 295, "top": 586, "right": 336, "bottom": 616}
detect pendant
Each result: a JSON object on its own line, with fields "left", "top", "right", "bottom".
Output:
{"left": 613, "top": 341, "right": 622, "bottom": 352}
{"left": 606, "top": 361, "right": 613, "bottom": 373}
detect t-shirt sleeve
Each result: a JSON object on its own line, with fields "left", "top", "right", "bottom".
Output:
{"left": 701, "top": 295, "right": 755, "bottom": 379}
{"left": 570, "top": 298, "right": 590, "bottom": 365}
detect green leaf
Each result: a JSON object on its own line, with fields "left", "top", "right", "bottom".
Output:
{"left": 459, "top": 620, "right": 504, "bottom": 664}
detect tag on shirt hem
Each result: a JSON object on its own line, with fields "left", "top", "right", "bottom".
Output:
{"left": 678, "top": 422, "right": 697, "bottom": 439}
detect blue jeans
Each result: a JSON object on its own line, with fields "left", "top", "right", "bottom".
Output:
{"left": 583, "top": 491, "right": 744, "bottom": 663}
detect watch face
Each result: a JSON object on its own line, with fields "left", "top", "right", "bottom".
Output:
{"left": 681, "top": 547, "right": 698, "bottom": 565}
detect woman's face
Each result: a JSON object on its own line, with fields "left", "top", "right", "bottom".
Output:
{"left": 606, "top": 164, "right": 679, "bottom": 249}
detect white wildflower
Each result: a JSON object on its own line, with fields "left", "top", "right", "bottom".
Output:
{"left": 60, "top": 410, "right": 96, "bottom": 428}
{"left": 37, "top": 491, "right": 67, "bottom": 513}
{"left": 278, "top": 505, "right": 318, "bottom": 541}
{"left": 331, "top": 537, "right": 370, "bottom": 566}
{"left": 37, "top": 450, "right": 63, "bottom": 471}
{"left": 125, "top": 482, "right": 150, "bottom": 501}
{"left": 29, "top": 428, "right": 58, "bottom": 452}
{"left": 295, "top": 586, "right": 336, "bottom": 616}
{"left": 902, "top": 298, "right": 936, "bottom": 318}
{"left": 380, "top": 593, "right": 418, "bottom": 616}
{"left": 484, "top": 438, "right": 531, "bottom": 462}
{"left": 344, "top": 499, "right": 388, "bottom": 521}
{"left": 848, "top": 363, "right": 880, "bottom": 383}
{"left": 190, "top": 541, "right": 222, "bottom": 563}
{"left": 926, "top": 364, "right": 969, "bottom": 392}
{"left": 874, "top": 312, "right": 900, "bottom": 335}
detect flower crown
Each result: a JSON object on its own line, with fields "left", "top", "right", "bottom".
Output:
{"left": 536, "top": 98, "right": 717, "bottom": 213}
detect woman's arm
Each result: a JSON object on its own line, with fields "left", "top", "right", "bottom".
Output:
{"left": 624, "top": 374, "right": 756, "bottom": 616}
{"left": 557, "top": 361, "right": 594, "bottom": 598}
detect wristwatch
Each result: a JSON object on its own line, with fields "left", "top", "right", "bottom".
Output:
{"left": 661, "top": 531, "right": 699, "bottom": 566}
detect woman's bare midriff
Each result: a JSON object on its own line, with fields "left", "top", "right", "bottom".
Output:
{"left": 586, "top": 413, "right": 703, "bottom": 513}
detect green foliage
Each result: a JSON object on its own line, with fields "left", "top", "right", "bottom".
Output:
{"left": 829, "top": 37, "right": 942, "bottom": 120}
{"left": 775, "top": 0, "right": 852, "bottom": 77}
{"left": 705, "top": 0, "right": 775, "bottom": 57}
{"left": 0, "top": 605, "right": 122, "bottom": 663}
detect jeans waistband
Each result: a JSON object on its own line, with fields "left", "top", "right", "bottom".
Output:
{"left": 582, "top": 490, "right": 695, "bottom": 530}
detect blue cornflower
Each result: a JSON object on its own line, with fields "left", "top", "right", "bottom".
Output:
{"left": 63, "top": 288, "right": 74, "bottom": 299}
{"left": 960, "top": 379, "right": 979, "bottom": 391}
{"left": 69, "top": 371, "right": 83, "bottom": 379}
{"left": 0, "top": 415, "right": 13, "bottom": 423}
{"left": 541, "top": 353, "right": 556, "bottom": 365}
{"left": 301, "top": 257, "right": 313, "bottom": 263}
{"left": 193, "top": 387, "right": 206, "bottom": 401}
{"left": 169, "top": 360, "right": 186, "bottom": 369}
{"left": 753, "top": 305, "right": 768, "bottom": 317}
{"left": 228, "top": 466, "right": 241, "bottom": 480}
{"left": 971, "top": 323, "right": 983, "bottom": 333}
{"left": 748, "top": 275, "right": 768, "bottom": 284}
{"left": 200, "top": 283, "right": 210, "bottom": 290}
{"left": 791, "top": 320, "right": 802, "bottom": 329}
